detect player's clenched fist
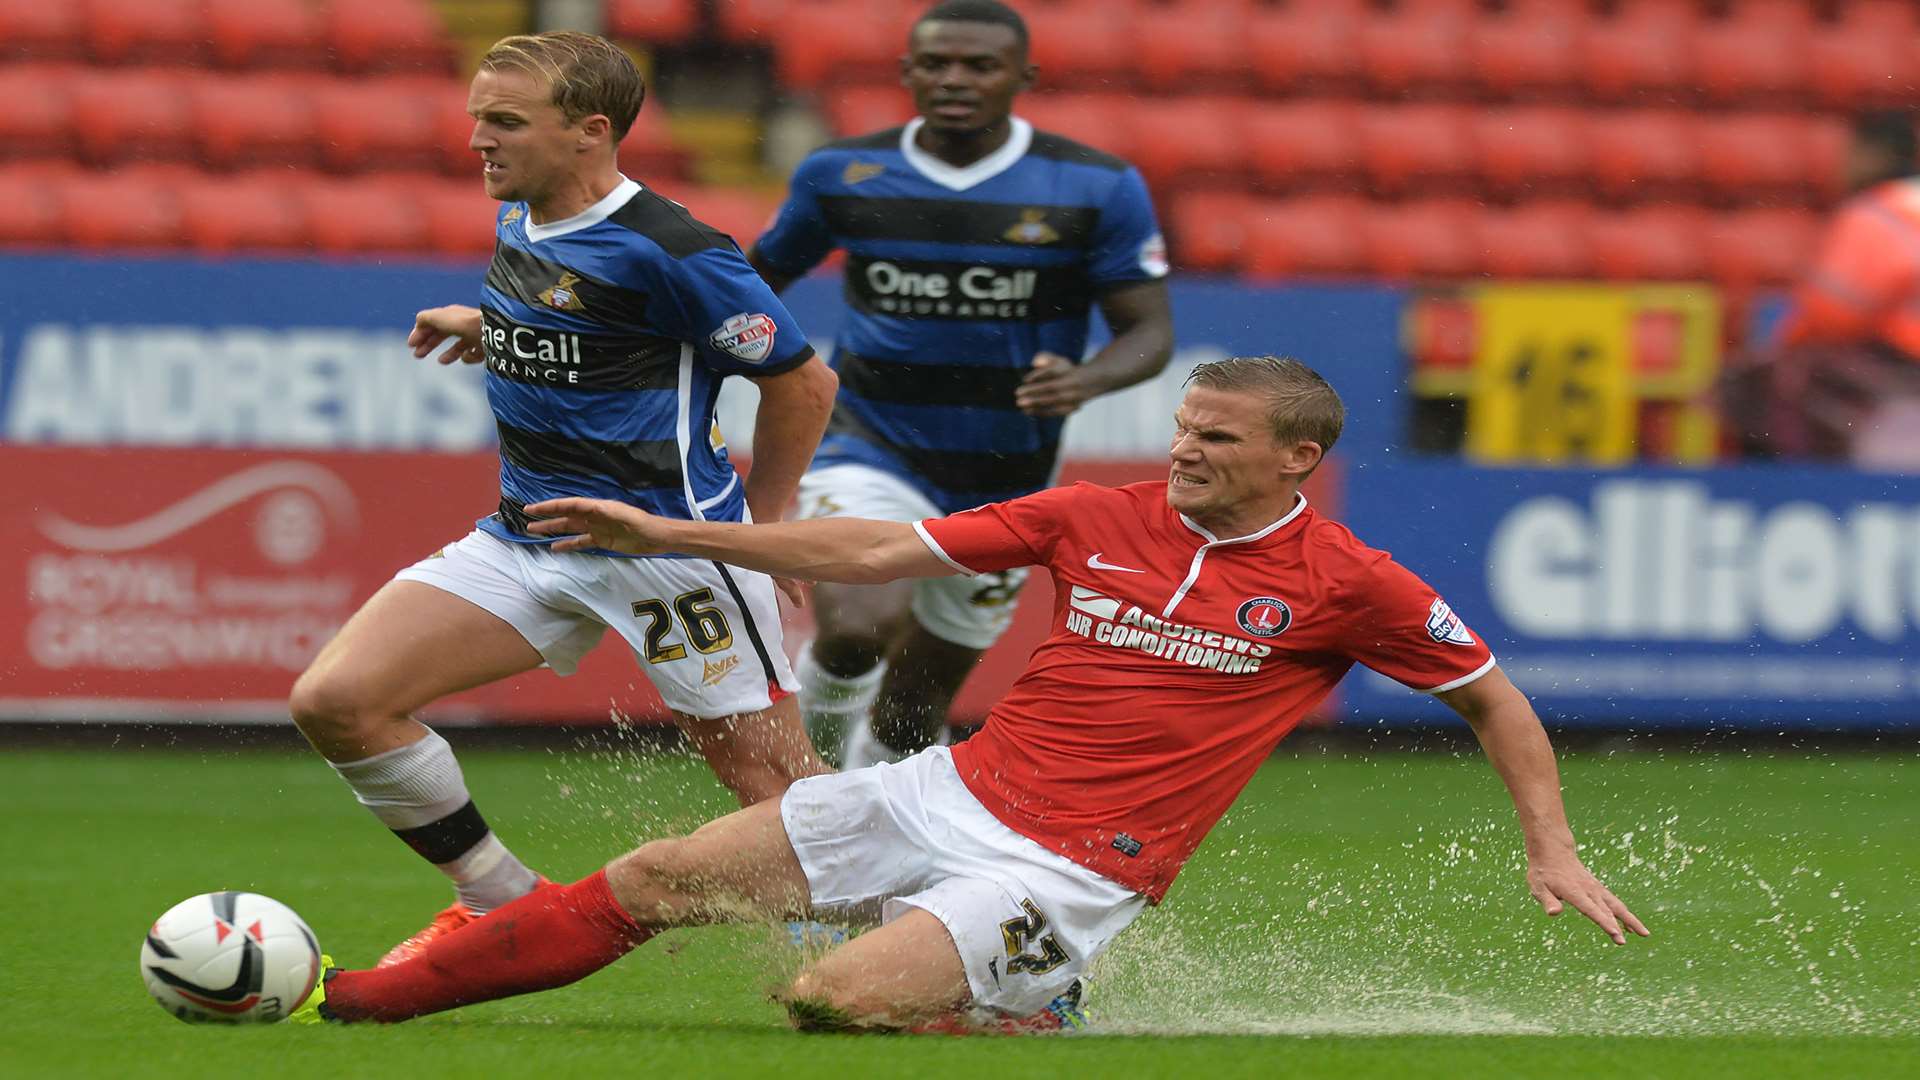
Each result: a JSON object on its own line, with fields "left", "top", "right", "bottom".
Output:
{"left": 409, "top": 304, "right": 487, "bottom": 365}
{"left": 525, "top": 497, "right": 674, "bottom": 555}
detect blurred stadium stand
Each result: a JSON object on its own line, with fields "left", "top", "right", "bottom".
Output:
{"left": 0, "top": 0, "right": 1915, "bottom": 292}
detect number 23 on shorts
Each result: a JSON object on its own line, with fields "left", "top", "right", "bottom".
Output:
{"left": 630, "top": 587, "right": 734, "bottom": 664}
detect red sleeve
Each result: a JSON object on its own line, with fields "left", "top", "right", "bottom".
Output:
{"left": 1782, "top": 199, "right": 1909, "bottom": 346}
{"left": 1337, "top": 556, "right": 1496, "bottom": 694}
{"left": 913, "top": 484, "right": 1086, "bottom": 575}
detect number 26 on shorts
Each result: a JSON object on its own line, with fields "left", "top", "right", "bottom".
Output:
{"left": 630, "top": 587, "right": 734, "bottom": 664}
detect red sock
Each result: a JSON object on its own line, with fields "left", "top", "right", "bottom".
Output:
{"left": 324, "top": 870, "right": 652, "bottom": 1023}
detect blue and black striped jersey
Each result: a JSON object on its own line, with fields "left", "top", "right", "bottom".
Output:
{"left": 754, "top": 118, "right": 1168, "bottom": 514}
{"left": 476, "top": 178, "right": 814, "bottom": 553}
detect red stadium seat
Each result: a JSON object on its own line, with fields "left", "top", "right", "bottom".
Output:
{"left": 667, "top": 186, "right": 783, "bottom": 247}
{"left": 1468, "top": 13, "right": 1584, "bottom": 101}
{"left": 1725, "top": 0, "right": 1819, "bottom": 28}
{"left": 716, "top": 0, "right": 793, "bottom": 43}
{"left": 1586, "top": 109, "right": 1700, "bottom": 202}
{"left": 1127, "top": 100, "right": 1246, "bottom": 190}
{"left": 615, "top": 108, "right": 691, "bottom": 181}
{"left": 59, "top": 169, "right": 189, "bottom": 249}
{"left": 1807, "top": 25, "right": 1919, "bottom": 109}
{"left": 1362, "top": 200, "right": 1479, "bottom": 280}
{"left": 1170, "top": 189, "right": 1257, "bottom": 272}
{"left": 1357, "top": 10, "right": 1469, "bottom": 96}
{"left": 1806, "top": 116, "right": 1851, "bottom": 201}
{"left": 1247, "top": 8, "right": 1361, "bottom": 95}
{"left": 324, "top": 0, "right": 453, "bottom": 74}
{"left": 1588, "top": 206, "right": 1710, "bottom": 281}
{"left": 1244, "top": 100, "right": 1362, "bottom": 188}
{"left": 775, "top": 5, "right": 904, "bottom": 89}
{"left": 71, "top": 70, "right": 194, "bottom": 165}
{"left": 1839, "top": 0, "right": 1917, "bottom": 33}
{"left": 607, "top": 0, "right": 703, "bottom": 44}
{"left": 1018, "top": 95, "right": 1133, "bottom": 160}
{"left": 1579, "top": 8, "right": 1696, "bottom": 103}
{"left": 1359, "top": 105, "right": 1474, "bottom": 196}
{"left": 311, "top": 79, "right": 442, "bottom": 173}
{"left": 1135, "top": 8, "right": 1251, "bottom": 93}
{"left": 1243, "top": 197, "right": 1368, "bottom": 279}
{"left": 419, "top": 182, "right": 501, "bottom": 259}
{"left": 1693, "top": 17, "right": 1808, "bottom": 105}
{"left": 83, "top": 0, "right": 203, "bottom": 65}
{"left": 1473, "top": 107, "right": 1591, "bottom": 197}
{"left": 191, "top": 76, "right": 320, "bottom": 170}
{"left": 206, "top": 0, "right": 327, "bottom": 70}
{"left": 1696, "top": 114, "right": 1821, "bottom": 200}
{"left": 1475, "top": 202, "right": 1596, "bottom": 280}
{"left": 826, "top": 86, "right": 915, "bottom": 137}
{"left": 0, "top": 0, "right": 84, "bottom": 60}
{"left": 1025, "top": 8, "right": 1134, "bottom": 90}
{"left": 178, "top": 175, "right": 309, "bottom": 253}
{"left": 0, "top": 66, "right": 76, "bottom": 161}
{"left": 296, "top": 177, "right": 432, "bottom": 255}
{"left": 1706, "top": 208, "right": 1818, "bottom": 287}
{"left": 0, "top": 168, "right": 66, "bottom": 246}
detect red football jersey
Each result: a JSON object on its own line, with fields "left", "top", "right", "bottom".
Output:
{"left": 915, "top": 481, "right": 1495, "bottom": 901}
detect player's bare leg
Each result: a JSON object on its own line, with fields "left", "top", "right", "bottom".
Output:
{"left": 316, "top": 800, "right": 812, "bottom": 1023}
{"left": 781, "top": 908, "right": 970, "bottom": 1031}
{"left": 797, "top": 579, "right": 913, "bottom": 764}
{"left": 673, "top": 694, "right": 830, "bottom": 806}
{"left": 290, "top": 580, "right": 549, "bottom": 955}
{"left": 863, "top": 623, "right": 984, "bottom": 763}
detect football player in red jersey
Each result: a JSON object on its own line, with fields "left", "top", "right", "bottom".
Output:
{"left": 300, "top": 357, "right": 1646, "bottom": 1032}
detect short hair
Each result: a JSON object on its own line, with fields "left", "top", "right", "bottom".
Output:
{"left": 1184, "top": 356, "right": 1346, "bottom": 458}
{"left": 1854, "top": 110, "right": 1917, "bottom": 172}
{"left": 912, "top": 0, "right": 1030, "bottom": 58}
{"left": 479, "top": 31, "right": 645, "bottom": 142}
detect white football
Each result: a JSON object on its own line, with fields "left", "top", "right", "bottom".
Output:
{"left": 140, "top": 891, "right": 322, "bottom": 1024}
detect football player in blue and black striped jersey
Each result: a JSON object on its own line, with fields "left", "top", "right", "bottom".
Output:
{"left": 287, "top": 32, "right": 840, "bottom": 967}
{"left": 748, "top": 0, "right": 1174, "bottom": 769}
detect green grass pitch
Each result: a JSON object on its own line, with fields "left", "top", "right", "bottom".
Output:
{"left": 2, "top": 740, "right": 1914, "bottom": 1078}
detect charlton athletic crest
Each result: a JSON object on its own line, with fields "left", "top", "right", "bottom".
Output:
{"left": 709, "top": 312, "right": 777, "bottom": 363}
{"left": 1236, "top": 596, "right": 1292, "bottom": 638}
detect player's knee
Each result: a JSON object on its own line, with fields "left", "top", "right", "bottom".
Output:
{"left": 782, "top": 969, "right": 890, "bottom": 1032}
{"left": 605, "top": 838, "right": 700, "bottom": 918}
{"left": 808, "top": 631, "right": 891, "bottom": 677}
{"left": 287, "top": 668, "right": 390, "bottom": 749}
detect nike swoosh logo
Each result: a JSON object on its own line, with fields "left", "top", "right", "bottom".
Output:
{"left": 1087, "top": 553, "right": 1145, "bottom": 573}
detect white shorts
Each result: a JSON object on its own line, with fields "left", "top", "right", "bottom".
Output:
{"left": 395, "top": 529, "right": 797, "bottom": 719}
{"left": 797, "top": 464, "right": 1026, "bottom": 651}
{"left": 779, "top": 746, "right": 1146, "bottom": 1018}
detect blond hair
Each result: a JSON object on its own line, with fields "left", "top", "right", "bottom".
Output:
{"left": 479, "top": 31, "right": 644, "bottom": 141}
{"left": 1185, "top": 355, "right": 1346, "bottom": 457}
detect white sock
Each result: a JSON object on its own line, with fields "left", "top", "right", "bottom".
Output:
{"left": 330, "top": 729, "right": 540, "bottom": 914}
{"left": 796, "top": 647, "right": 886, "bottom": 766}
{"left": 842, "top": 714, "right": 947, "bottom": 771}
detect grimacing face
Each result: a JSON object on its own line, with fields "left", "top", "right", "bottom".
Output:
{"left": 466, "top": 66, "right": 598, "bottom": 209}
{"left": 1166, "top": 385, "right": 1314, "bottom": 529}
{"left": 901, "top": 20, "right": 1032, "bottom": 135}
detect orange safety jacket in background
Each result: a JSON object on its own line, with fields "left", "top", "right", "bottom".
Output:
{"left": 1780, "top": 177, "right": 1920, "bottom": 361}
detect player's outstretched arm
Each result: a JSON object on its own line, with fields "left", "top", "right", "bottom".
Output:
{"left": 408, "top": 304, "right": 486, "bottom": 365}
{"left": 1436, "top": 666, "right": 1651, "bottom": 946}
{"left": 523, "top": 498, "right": 956, "bottom": 584}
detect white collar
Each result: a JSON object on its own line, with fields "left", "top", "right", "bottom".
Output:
{"left": 898, "top": 117, "right": 1032, "bottom": 191}
{"left": 1179, "top": 492, "right": 1309, "bottom": 546}
{"left": 523, "top": 177, "right": 641, "bottom": 242}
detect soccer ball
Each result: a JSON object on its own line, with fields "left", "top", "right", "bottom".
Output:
{"left": 140, "top": 892, "right": 322, "bottom": 1024}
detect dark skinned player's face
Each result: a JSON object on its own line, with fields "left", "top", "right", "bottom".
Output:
{"left": 901, "top": 20, "right": 1033, "bottom": 135}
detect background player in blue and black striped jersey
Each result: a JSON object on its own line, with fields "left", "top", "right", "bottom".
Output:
{"left": 285, "top": 32, "right": 840, "bottom": 967}
{"left": 748, "top": 0, "right": 1175, "bottom": 769}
